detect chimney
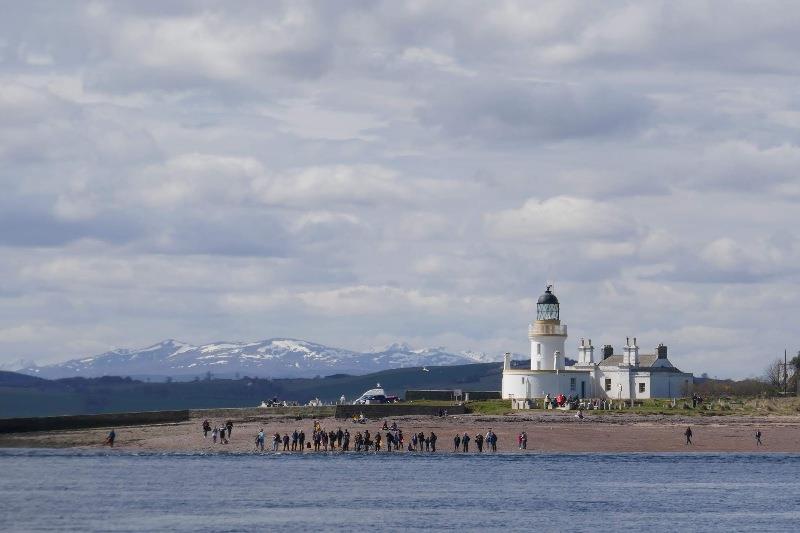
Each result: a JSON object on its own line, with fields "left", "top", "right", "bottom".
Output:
{"left": 503, "top": 352, "right": 512, "bottom": 370}
{"left": 603, "top": 345, "right": 613, "bottom": 359}
{"left": 657, "top": 344, "right": 668, "bottom": 359}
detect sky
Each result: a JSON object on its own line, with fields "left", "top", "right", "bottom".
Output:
{"left": 1, "top": 1, "right": 799, "bottom": 378}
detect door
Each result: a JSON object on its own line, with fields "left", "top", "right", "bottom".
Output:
{"left": 581, "top": 381, "right": 585, "bottom": 398}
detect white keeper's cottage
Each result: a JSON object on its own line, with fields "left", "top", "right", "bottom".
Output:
{"left": 502, "top": 285, "right": 693, "bottom": 407}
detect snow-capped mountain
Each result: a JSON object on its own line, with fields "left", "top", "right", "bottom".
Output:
{"left": 18, "top": 339, "right": 503, "bottom": 380}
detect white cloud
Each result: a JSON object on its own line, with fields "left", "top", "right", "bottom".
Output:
{"left": 253, "top": 164, "right": 407, "bottom": 207}
{"left": 2, "top": 2, "right": 800, "bottom": 378}
{"left": 485, "top": 196, "right": 639, "bottom": 241}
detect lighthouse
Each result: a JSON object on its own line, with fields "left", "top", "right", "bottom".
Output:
{"left": 529, "top": 285, "right": 568, "bottom": 371}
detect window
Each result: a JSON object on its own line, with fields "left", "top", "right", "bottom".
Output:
{"left": 605, "top": 378, "right": 612, "bottom": 391}
{"left": 521, "top": 377, "right": 525, "bottom": 384}
{"left": 536, "top": 343, "right": 541, "bottom": 355}
{"left": 639, "top": 383, "right": 646, "bottom": 393}
{"left": 570, "top": 377, "right": 576, "bottom": 391}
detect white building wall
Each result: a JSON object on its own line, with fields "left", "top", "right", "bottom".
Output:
{"left": 648, "top": 372, "right": 693, "bottom": 398}
{"left": 530, "top": 336, "right": 566, "bottom": 371}
{"left": 502, "top": 370, "right": 592, "bottom": 400}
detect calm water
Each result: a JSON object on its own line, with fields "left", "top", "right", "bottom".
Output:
{"left": 1, "top": 450, "right": 799, "bottom": 532}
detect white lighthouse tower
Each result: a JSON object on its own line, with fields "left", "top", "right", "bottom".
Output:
{"left": 529, "top": 285, "right": 568, "bottom": 371}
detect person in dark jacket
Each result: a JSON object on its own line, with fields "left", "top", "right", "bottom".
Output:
{"left": 429, "top": 432, "right": 437, "bottom": 452}
{"left": 475, "top": 433, "right": 484, "bottom": 452}
{"left": 453, "top": 434, "right": 461, "bottom": 452}
{"left": 461, "top": 432, "right": 470, "bottom": 452}
{"left": 684, "top": 426, "right": 693, "bottom": 445}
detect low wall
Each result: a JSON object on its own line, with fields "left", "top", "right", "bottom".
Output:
{"left": 0, "top": 410, "right": 190, "bottom": 434}
{"left": 334, "top": 404, "right": 467, "bottom": 419}
{"left": 405, "top": 390, "right": 501, "bottom": 401}
{"left": 190, "top": 406, "right": 336, "bottom": 420}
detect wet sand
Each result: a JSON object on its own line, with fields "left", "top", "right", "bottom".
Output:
{"left": 2, "top": 412, "right": 800, "bottom": 453}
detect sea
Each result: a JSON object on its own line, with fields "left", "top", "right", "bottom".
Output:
{"left": 1, "top": 449, "right": 798, "bottom": 532}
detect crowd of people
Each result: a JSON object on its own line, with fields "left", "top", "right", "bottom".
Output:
{"left": 200, "top": 419, "right": 770, "bottom": 453}
{"left": 452, "top": 429, "right": 498, "bottom": 452}
{"left": 202, "top": 419, "right": 234, "bottom": 444}
{"left": 197, "top": 419, "right": 485, "bottom": 453}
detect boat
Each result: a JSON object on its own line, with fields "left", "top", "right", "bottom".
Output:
{"left": 352, "top": 383, "right": 387, "bottom": 405}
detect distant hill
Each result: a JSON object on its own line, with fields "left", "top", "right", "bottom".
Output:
{"left": 0, "top": 361, "right": 506, "bottom": 418}
{"left": 18, "top": 339, "right": 504, "bottom": 380}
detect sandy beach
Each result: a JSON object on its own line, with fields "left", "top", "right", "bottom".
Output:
{"left": 2, "top": 411, "right": 800, "bottom": 453}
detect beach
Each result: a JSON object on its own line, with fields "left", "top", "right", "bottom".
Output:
{"left": 2, "top": 411, "right": 799, "bottom": 453}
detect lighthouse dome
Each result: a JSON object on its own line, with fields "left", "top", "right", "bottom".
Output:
{"left": 537, "top": 287, "right": 559, "bottom": 305}
{"left": 536, "top": 285, "right": 560, "bottom": 321}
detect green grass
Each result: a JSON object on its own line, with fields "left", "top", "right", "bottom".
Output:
{"left": 461, "top": 397, "right": 800, "bottom": 417}
{"left": 465, "top": 400, "right": 513, "bottom": 415}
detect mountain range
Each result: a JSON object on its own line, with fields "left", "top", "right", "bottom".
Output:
{"left": 15, "top": 338, "right": 503, "bottom": 380}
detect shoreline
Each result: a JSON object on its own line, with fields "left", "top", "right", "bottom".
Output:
{"left": 2, "top": 412, "right": 799, "bottom": 453}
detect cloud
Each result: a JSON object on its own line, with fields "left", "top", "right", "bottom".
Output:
{"left": 253, "top": 164, "right": 408, "bottom": 207}
{"left": 419, "top": 81, "right": 651, "bottom": 144}
{"left": 2, "top": 2, "right": 800, "bottom": 378}
{"left": 485, "top": 196, "right": 639, "bottom": 241}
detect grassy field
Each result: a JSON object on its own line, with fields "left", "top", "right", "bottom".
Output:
{"left": 462, "top": 397, "right": 800, "bottom": 417}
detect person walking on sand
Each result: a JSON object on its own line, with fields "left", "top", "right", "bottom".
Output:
{"left": 202, "top": 420, "right": 211, "bottom": 438}
{"left": 462, "top": 432, "right": 470, "bottom": 453}
{"left": 755, "top": 429, "right": 762, "bottom": 446}
{"left": 486, "top": 429, "right": 497, "bottom": 452}
{"left": 684, "top": 426, "right": 693, "bottom": 445}
{"left": 105, "top": 429, "right": 116, "bottom": 447}
{"left": 453, "top": 433, "right": 461, "bottom": 452}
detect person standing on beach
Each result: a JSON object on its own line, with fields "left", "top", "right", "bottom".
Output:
{"left": 299, "top": 430, "right": 305, "bottom": 451}
{"left": 291, "top": 429, "right": 298, "bottom": 451}
{"left": 343, "top": 429, "right": 350, "bottom": 451}
{"left": 453, "top": 433, "right": 461, "bottom": 452}
{"left": 105, "top": 429, "right": 116, "bottom": 447}
{"left": 283, "top": 434, "right": 290, "bottom": 451}
{"left": 220, "top": 426, "right": 228, "bottom": 445}
{"left": 486, "top": 429, "right": 497, "bottom": 452}
{"left": 475, "top": 433, "right": 484, "bottom": 452}
{"left": 212, "top": 426, "right": 219, "bottom": 444}
{"left": 418, "top": 432, "right": 425, "bottom": 451}
{"left": 337, "top": 427, "right": 344, "bottom": 448}
{"left": 755, "top": 429, "right": 762, "bottom": 446}
{"left": 202, "top": 420, "right": 210, "bottom": 438}
{"left": 520, "top": 431, "right": 528, "bottom": 450}
{"left": 256, "top": 429, "right": 265, "bottom": 451}
{"left": 684, "top": 426, "right": 693, "bottom": 445}
{"left": 226, "top": 420, "right": 233, "bottom": 438}
{"left": 272, "top": 433, "right": 281, "bottom": 451}
{"left": 429, "top": 432, "right": 437, "bottom": 452}
{"left": 462, "top": 432, "right": 470, "bottom": 452}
